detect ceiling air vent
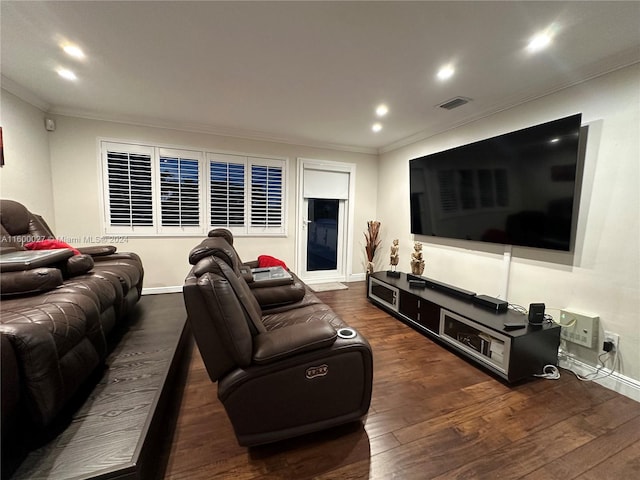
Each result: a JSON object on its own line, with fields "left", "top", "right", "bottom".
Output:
{"left": 438, "top": 96, "right": 471, "bottom": 110}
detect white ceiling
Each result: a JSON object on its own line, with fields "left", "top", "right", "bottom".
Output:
{"left": 2, "top": 1, "right": 639, "bottom": 153}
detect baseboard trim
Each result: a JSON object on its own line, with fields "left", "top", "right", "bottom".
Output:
{"left": 142, "top": 276, "right": 369, "bottom": 294}
{"left": 142, "top": 286, "right": 183, "bottom": 295}
{"left": 559, "top": 356, "right": 640, "bottom": 403}
{"left": 348, "top": 273, "right": 367, "bottom": 282}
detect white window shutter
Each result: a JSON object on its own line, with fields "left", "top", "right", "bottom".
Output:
{"left": 104, "top": 143, "right": 155, "bottom": 232}
{"left": 158, "top": 149, "right": 202, "bottom": 230}
{"left": 101, "top": 142, "right": 285, "bottom": 237}
{"left": 209, "top": 153, "right": 247, "bottom": 231}
{"left": 249, "top": 161, "right": 283, "bottom": 233}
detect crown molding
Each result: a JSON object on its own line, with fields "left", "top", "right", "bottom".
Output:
{"left": 1, "top": 75, "right": 376, "bottom": 155}
{"left": 1, "top": 75, "right": 51, "bottom": 112}
{"left": 48, "top": 107, "right": 378, "bottom": 156}
{"left": 379, "top": 57, "right": 640, "bottom": 155}
{"left": 6, "top": 54, "right": 637, "bottom": 158}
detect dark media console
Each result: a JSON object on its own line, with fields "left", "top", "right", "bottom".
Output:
{"left": 367, "top": 271, "right": 561, "bottom": 383}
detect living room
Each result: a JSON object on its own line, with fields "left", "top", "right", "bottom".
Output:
{"left": 1, "top": 2, "right": 639, "bottom": 479}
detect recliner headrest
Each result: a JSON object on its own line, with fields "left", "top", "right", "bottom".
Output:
{"left": 0, "top": 200, "right": 55, "bottom": 246}
{"left": 207, "top": 228, "right": 234, "bottom": 245}
{"left": 189, "top": 237, "right": 239, "bottom": 267}
{"left": 0, "top": 199, "right": 32, "bottom": 236}
{"left": 192, "top": 255, "right": 225, "bottom": 277}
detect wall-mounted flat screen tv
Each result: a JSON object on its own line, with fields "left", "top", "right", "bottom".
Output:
{"left": 410, "top": 113, "right": 583, "bottom": 251}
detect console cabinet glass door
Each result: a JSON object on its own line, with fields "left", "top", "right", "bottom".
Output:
{"left": 440, "top": 309, "right": 511, "bottom": 375}
{"left": 368, "top": 277, "right": 399, "bottom": 312}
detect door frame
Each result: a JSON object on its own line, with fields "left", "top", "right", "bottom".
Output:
{"left": 295, "top": 158, "right": 356, "bottom": 284}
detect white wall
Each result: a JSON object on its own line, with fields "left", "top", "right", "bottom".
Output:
{"left": 0, "top": 90, "right": 56, "bottom": 225}
{"left": 46, "top": 115, "right": 378, "bottom": 289}
{"left": 377, "top": 64, "right": 640, "bottom": 382}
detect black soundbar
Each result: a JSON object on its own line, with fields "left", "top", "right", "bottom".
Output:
{"left": 473, "top": 294, "right": 508, "bottom": 312}
{"left": 406, "top": 274, "right": 476, "bottom": 300}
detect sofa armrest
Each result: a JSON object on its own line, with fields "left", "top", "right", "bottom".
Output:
{"left": 58, "top": 254, "right": 94, "bottom": 278}
{"left": 250, "top": 283, "right": 306, "bottom": 310}
{"left": 253, "top": 321, "right": 337, "bottom": 365}
{"left": 249, "top": 277, "right": 294, "bottom": 288}
{"left": 0, "top": 268, "right": 63, "bottom": 296}
{"left": 239, "top": 265, "right": 254, "bottom": 283}
{"left": 77, "top": 245, "right": 117, "bottom": 257}
{"left": 91, "top": 251, "right": 143, "bottom": 265}
{"left": 243, "top": 260, "right": 259, "bottom": 269}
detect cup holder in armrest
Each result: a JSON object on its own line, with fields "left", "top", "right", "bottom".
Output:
{"left": 337, "top": 328, "right": 357, "bottom": 339}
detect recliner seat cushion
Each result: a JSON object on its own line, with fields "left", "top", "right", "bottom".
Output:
{"left": 0, "top": 303, "right": 102, "bottom": 427}
{"left": 2, "top": 289, "right": 107, "bottom": 360}
{"left": 262, "top": 303, "right": 347, "bottom": 331}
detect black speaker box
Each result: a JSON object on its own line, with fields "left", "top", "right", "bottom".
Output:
{"left": 528, "top": 303, "right": 546, "bottom": 325}
{"left": 408, "top": 279, "right": 427, "bottom": 289}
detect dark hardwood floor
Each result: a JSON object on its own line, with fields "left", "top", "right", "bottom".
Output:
{"left": 163, "top": 282, "right": 640, "bottom": 479}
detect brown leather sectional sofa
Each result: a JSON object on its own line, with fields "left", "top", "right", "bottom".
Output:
{"left": 0, "top": 199, "right": 144, "bottom": 472}
{"left": 184, "top": 233, "right": 373, "bottom": 446}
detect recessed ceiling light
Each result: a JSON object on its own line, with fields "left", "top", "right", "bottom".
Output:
{"left": 550, "top": 137, "right": 560, "bottom": 143}
{"left": 57, "top": 68, "right": 77, "bottom": 81}
{"left": 372, "top": 123, "right": 382, "bottom": 133}
{"left": 437, "top": 64, "right": 455, "bottom": 81}
{"left": 375, "top": 104, "right": 388, "bottom": 117}
{"left": 62, "top": 44, "right": 85, "bottom": 59}
{"left": 527, "top": 32, "right": 552, "bottom": 52}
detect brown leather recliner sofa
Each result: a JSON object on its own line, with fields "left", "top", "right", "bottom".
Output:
{"left": 183, "top": 235, "right": 373, "bottom": 446}
{"left": 0, "top": 199, "right": 144, "bottom": 473}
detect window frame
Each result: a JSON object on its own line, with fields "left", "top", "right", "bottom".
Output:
{"left": 100, "top": 140, "right": 288, "bottom": 237}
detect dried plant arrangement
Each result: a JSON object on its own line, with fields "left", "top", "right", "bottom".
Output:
{"left": 364, "top": 220, "right": 381, "bottom": 274}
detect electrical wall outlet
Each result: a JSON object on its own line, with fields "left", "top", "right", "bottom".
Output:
{"left": 560, "top": 309, "right": 599, "bottom": 348}
{"left": 603, "top": 331, "right": 620, "bottom": 352}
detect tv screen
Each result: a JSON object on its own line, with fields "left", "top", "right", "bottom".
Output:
{"left": 410, "top": 114, "right": 582, "bottom": 251}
